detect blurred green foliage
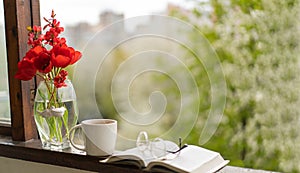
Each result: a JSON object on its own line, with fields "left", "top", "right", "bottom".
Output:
{"left": 173, "top": 0, "right": 300, "bottom": 172}
{"left": 69, "top": 1, "right": 300, "bottom": 172}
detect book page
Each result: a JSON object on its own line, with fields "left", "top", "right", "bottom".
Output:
{"left": 147, "top": 145, "right": 229, "bottom": 173}
{"left": 101, "top": 142, "right": 229, "bottom": 172}
{"left": 112, "top": 147, "right": 155, "bottom": 166}
{"left": 102, "top": 140, "right": 179, "bottom": 167}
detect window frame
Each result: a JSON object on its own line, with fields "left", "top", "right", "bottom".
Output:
{"left": 0, "top": 1, "right": 269, "bottom": 173}
{"left": 0, "top": 0, "right": 40, "bottom": 140}
{"left": 0, "top": 2, "right": 139, "bottom": 171}
{"left": 0, "top": 3, "right": 144, "bottom": 172}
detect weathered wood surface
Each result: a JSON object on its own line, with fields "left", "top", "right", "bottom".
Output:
{"left": 3, "top": 0, "right": 39, "bottom": 140}
{"left": 0, "top": 135, "right": 279, "bottom": 173}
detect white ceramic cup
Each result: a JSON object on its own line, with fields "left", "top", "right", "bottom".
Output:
{"left": 69, "top": 119, "right": 117, "bottom": 156}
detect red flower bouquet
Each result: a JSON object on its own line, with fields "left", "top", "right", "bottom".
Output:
{"left": 15, "top": 10, "right": 82, "bottom": 149}
{"left": 15, "top": 10, "right": 81, "bottom": 87}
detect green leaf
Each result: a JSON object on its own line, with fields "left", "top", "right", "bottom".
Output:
{"left": 55, "top": 116, "right": 63, "bottom": 142}
{"left": 38, "top": 88, "right": 46, "bottom": 102}
{"left": 62, "top": 106, "right": 69, "bottom": 138}
{"left": 46, "top": 117, "right": 56, "bottom": 139}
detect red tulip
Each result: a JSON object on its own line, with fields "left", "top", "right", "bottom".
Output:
{"left": 15, "top": 10, "right": 82, "bottom": 83}
{"left": 25, "top": 45, "right": 45, "bottom": 60}
{"left": 22, "top": 46, "right": 52, "bottom": 74}
{"left": 68, "top": 47, "right": 82, "bottom": 65}
{"left": 33, "top": 51, "right": 52, "bottom": 73}
{"left": 14, "top": 59, "right": 37, "bottom": 81}
{"left": 51, "top": 44, "right": 72, "bottom": 68}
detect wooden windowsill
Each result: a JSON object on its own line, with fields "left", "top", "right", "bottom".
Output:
{"left": 0, "top": 135, "right": 278, "bottom": 173}
{"left": 0, "top": 135, "right": 142, "bottom": 173}
{"left": 0, "top": 123, "right": 11, "bottom": 136}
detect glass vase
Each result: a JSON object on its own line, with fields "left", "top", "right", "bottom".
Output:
{"left": 34, "top": 79, "right": 78, "bottom": 150}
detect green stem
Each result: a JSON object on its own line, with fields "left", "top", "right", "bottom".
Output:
{"left": 61, "top": 109, "right": 69, "bottom": 139}
{"left": 42, "top": 73, "right": 60, "bottom": 109}
{"left": 54, "top": 117, "right": 63, "bottom": 142}
{"left": 44, "top": 79, "right": 55, "bottom": 109}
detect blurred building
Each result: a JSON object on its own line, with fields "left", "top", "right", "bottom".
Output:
{"left": 99, "top": 11, "right": 124, "bottom": 26}
{"left": 65, "top": 11, "right": 125, "bottom": 49}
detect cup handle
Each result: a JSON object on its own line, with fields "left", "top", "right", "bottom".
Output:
{"left": 69, "top": 124, "right": 86, "bottom": 151}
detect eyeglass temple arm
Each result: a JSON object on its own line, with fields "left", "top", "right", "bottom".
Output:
{"left": 167, "top": 138, "right": 188, "bottom": 154}
{"left": 167, "top": 144, "right": 188, "bottom": 154}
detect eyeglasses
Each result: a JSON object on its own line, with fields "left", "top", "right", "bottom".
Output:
{"left": 136, "top": 131, "right": 188, "bottom": 160}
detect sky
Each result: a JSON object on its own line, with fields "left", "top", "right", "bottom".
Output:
{"left": 40, "top": 0, "right": 195, "bottom": 26}
{"left": 0, "top": 0, "right": 196, "bottom": 26}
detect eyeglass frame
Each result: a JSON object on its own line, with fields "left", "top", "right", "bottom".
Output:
{"left": 136, "top": 131, "right": 188, "bottom": 160}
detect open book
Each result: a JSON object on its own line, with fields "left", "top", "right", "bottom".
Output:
{"left": 100, "top": 141, "right": 229, "bottom": 173}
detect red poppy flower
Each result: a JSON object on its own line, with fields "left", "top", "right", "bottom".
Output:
{"left": 14, "top": 59, "right": 37, "bottom": 81}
